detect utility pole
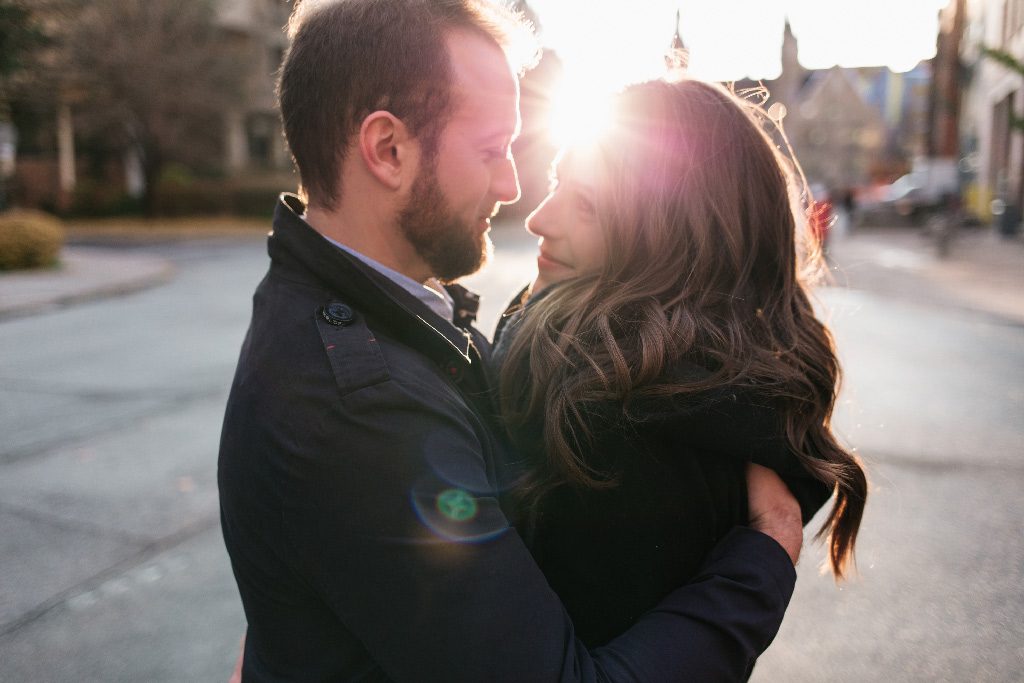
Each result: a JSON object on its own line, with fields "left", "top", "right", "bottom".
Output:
{"left": 927, "top": 0, "right": 966, "bottom": 159}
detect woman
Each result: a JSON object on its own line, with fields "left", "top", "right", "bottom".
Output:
{"left": 494, "top": 77, "right": 867, "bottom": 647}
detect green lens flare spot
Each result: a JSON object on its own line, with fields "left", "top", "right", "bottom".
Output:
{"left": 436, "top": 488, "right": 477, "bottom": 522}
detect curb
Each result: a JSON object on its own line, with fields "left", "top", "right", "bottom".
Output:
{"left": 0, "top": 247, "right": 176, "bottom": 321}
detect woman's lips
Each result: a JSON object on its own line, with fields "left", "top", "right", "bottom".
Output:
{"left": 537, "top": 251, "right": 570, "bottom": 270}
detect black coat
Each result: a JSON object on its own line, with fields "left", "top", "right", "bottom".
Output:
{"left": 218, "top": 195, "right": 798, "bottom": 682}
{"left": 495, "top": 289, "right": 832, "bottom": 651}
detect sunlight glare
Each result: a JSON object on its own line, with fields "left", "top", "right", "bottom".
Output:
{"left": 529, "top": 0, "right": 949, "bottom": 79}
{"left": 547, "top": 76, "right": 615, "bottom": 149}
{"left": 788, "top": 0, "right": 948, "bottom": 73}
{"left": 529, "top": 0, "right": 679, "bottom": 148}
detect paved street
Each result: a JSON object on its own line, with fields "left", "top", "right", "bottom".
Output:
{"left": 0, "top": 224, "right": 1021, "bottom": 681}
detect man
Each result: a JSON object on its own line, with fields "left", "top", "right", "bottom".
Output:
{"left": 219, "top": 1, "right": 804, "bottom": 680}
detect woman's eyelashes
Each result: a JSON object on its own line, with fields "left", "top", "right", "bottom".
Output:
{"left": 575, "top": 192, "right": 596, "bottom": 217}
{"left": 546, "top": 166, "right": 595, "bottom": 217}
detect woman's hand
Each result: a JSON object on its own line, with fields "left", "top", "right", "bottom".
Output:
{"left": 745, "top": 462, "right": 803, "bottom": 565}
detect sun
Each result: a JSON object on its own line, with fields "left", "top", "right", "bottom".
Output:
{"left": 538, "top": 8, "right": 676, "bottom": 150}
{"left": 546, "top": 72, "right": 616, "bottom": 150}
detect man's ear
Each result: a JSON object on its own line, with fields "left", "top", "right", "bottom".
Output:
{"left": 357, "top": 111, "right": 416, "bottom": 191}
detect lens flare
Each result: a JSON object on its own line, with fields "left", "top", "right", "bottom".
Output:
{"left": 547, "top": 75, "right": 616, "bottom": 149}
{"left": 436, "top": 488, "right": 478, "bottom": 522}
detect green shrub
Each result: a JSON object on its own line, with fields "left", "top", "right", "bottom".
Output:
{"left": 152, "top": 175, "right": 286, "bottom": 217}
{"left": 152, "top": 179, "right": 230, "bottom": 216}
{"left": 0, "top": 210, "right": 65, "bottom": 271}
{"left": 69, "top": 179, "right": 142, "bottom": 217}
{"left": 158, "top": 163, "right": 198, "bottom": 187}
{"left": 226, "top": 181, "right": 284, "bottom": 217}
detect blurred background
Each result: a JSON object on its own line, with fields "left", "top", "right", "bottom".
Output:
{"left": 0, "top": 0, "right": 1021, "bottom": 681}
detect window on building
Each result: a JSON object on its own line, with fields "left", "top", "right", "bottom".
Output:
{"left": 271, "top": 47, "right": 285, "bottom": 73}
{"left": 246, "top": 113, "right": 277, "bottom": 168}
{"left": 1004, "top": 0, "right": 1024, "bottom": 44}
{"left": 990, "top": 92, "right": 1014, "bottom": 198}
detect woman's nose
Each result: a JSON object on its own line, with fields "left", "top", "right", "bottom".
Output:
{"left": 525, "top": 193, "right": 555, "bottom": 237}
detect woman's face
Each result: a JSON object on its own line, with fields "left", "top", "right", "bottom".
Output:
{"left": 525, "top": 149, "right": 607, "bottom": 294}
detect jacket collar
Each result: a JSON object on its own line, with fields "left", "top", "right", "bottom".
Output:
{"left": 268, "top": 194, "right": 475, "bottom": 362}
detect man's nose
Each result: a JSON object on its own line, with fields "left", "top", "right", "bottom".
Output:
{"left": 494, "top": 156, "right": 521, "bottom": 205}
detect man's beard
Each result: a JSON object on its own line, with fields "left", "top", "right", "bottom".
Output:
{"left": 398, "top": 164, "right": 493, "bottom": 283}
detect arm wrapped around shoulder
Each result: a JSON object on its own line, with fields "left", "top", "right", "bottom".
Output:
{"left": 630, "top": 381, "right": 833, "bottom": 524}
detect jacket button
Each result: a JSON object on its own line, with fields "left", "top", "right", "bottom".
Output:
{"left": 321, "top": 303, "right": 355, "bottom": 326}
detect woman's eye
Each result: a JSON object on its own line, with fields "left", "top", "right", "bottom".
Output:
{"left": 576, "top": 194, "right": 596, "bottom": 215}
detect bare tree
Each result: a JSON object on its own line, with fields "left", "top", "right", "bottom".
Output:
{"left": 0, "top": 0, "right": 48, "bottom": 208}
{"left": 0, "top": 0, "right": 46, "bottom": 84}
{"left": 55, "top": 0, "right": 249, "bottom": 214}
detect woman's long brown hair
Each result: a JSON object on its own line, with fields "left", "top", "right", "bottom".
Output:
{"left": 498, "top": 78, "right": 867, "bottom": 579}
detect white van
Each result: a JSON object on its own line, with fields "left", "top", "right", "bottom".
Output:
{"left": 886, "top": 158, "right": 959, "bottom": 219}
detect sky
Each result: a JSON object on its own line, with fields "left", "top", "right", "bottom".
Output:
{"left": 527, "top": 0, "right": 950, "bottom": 86}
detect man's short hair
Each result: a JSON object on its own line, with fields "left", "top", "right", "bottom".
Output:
{"left": 279, "top": 0, "right": 538, "bottom": 209}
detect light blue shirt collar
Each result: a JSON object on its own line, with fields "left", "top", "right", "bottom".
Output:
{"left": 320, "top": 234, "right": 455, "bottom": 322}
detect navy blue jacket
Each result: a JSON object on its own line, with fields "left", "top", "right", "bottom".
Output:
{"left": 494, "top": 292, "right": 831, "bottom": 650}
{"left": 218, "top": 195, "right": 797, "bottom": 682}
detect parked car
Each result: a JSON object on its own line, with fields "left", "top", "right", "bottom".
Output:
{"left": 856, "top": 158, "right": 959, "bottom": 226}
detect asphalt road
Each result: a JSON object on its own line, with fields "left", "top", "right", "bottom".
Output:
{"left": 0, "top": 226, "right": 1021, "bottom": 682}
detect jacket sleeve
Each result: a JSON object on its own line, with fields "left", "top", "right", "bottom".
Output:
{"left": 279, "top": 373, "right": 796, "bottom": 683}
{"left": 636, "top": 385, "right": 833, "bottom": 524}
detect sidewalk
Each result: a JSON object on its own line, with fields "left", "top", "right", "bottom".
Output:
{"left": 0, "top": 246, "right": 175, "bottom": 320}
{"left": 0, "top": 216, "right": 271, "bottom": 321}
{"left": 825, "top": 224, "right": 1024, "bottom": 325}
